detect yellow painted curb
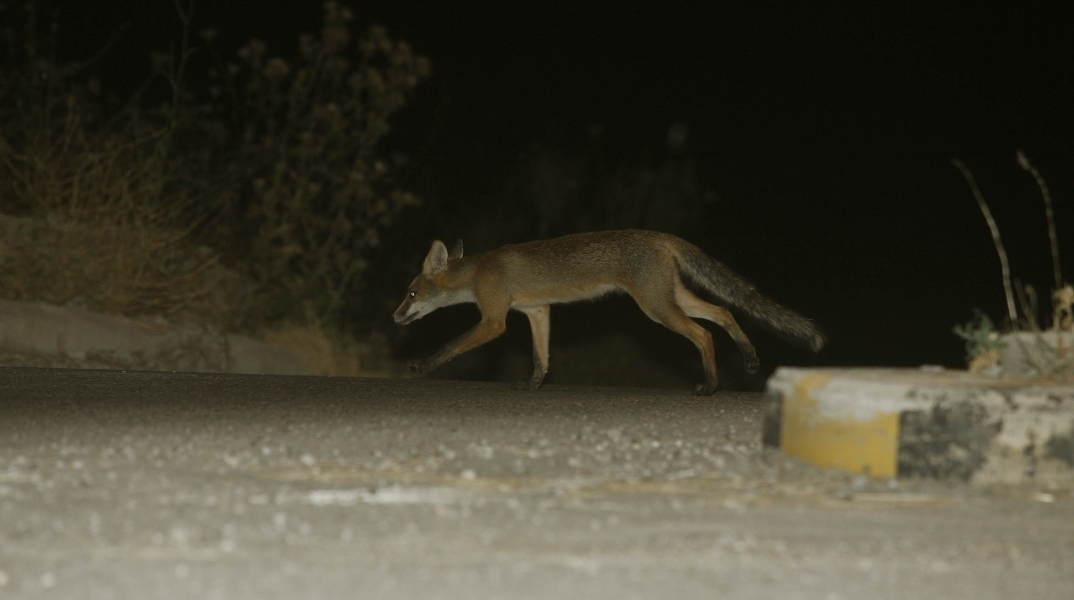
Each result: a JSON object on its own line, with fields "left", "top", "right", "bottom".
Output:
{"left": 779, "top": 373, "right": 900, "bottom": 478}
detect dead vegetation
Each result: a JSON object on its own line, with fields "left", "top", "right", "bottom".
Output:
{"left": 953, "top": 152, "right": 1072, "bottom": 379}
{"left": 0, "top": 1, "right": 428, "bottom": 348}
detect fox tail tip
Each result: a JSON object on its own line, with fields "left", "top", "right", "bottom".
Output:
{"left": 807, "top": 329, "right": 826, "bottom": 353}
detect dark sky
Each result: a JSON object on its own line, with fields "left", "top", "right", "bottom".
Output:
{"left": 41, "top": 1, "right": 1074, "bottom": 371}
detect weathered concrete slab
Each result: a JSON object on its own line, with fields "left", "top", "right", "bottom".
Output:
{"left": 0, "top": 299, "right": 308, "bottom": 375}
{"left": 764, "top": 367, "right": 1074, "bottom": 484}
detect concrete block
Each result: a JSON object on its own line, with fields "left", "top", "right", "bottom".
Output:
{"left": 0, "top": 299, "right": 309, "bottom": 375}
{"left": 764, "top": 367, "right": 1074, "bottom": 484}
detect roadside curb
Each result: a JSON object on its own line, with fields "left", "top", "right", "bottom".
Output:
{"left": 0, "top": 299, "right": 309, "bottom": 376}
{"left": 764, "top": 367, "right": 1074, "bottom": 484}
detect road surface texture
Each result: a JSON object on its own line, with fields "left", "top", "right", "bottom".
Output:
{"left": 0, "top": 367, "right": 1071, "bottom": 599}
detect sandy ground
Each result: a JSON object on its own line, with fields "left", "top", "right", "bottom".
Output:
{"left": 0, "top": 367, "right": 1071, "bottom": 599}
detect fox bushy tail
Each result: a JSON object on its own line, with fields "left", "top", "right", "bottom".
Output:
{"left": 677, "top": 246, "right": 826, "bottom": 352}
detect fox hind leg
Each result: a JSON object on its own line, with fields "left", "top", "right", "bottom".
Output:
{"left": 673, "top": 281, "right": 760, "bottom": 373}
{"left": 657, "top": 309, "right": 720, "bottom": 396}
{"left": 628, "top": 279, "right": 720, "bottom": 396}
{"left": 514, "top": 305, "right": 550, "bottom": 390}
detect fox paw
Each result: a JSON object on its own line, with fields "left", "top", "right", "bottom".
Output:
{"left": 693, "top": 381, "right": 718, "bottom": 396}
{"left": 744, "top": 356, "right": 760, "bottom": 373}
{"left": 407, "top": 359, "right": 434, "bottom": 373}
{"left": 511, "top": 378, "right": 543, "bottom": 391}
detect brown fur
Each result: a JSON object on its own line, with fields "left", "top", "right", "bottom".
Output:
{"left": 393, "top": 230, "right": 824, "bottom": 395}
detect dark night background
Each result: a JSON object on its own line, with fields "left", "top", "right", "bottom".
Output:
{"left": 34, "top": 1, "right": 1074, "bottom": 387}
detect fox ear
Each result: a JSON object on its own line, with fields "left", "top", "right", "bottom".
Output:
{"left": 449, "top": 239, "right": 464, "bottom": 259}
{"left": 423, "top": 240, "right": 450, "bottom": 275}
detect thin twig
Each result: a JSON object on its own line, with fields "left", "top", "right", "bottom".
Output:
{"left": 952, "top": 158, "right": 1017, "bottom": 324}
{"left": 1014, "top": 278, "right": 1039, "bottom": 331}
{"left": 1016, "top": 150, "right": 1062, "bottom": 290}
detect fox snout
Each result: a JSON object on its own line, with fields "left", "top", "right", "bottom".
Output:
{"left": 394, "top": 309, "right": 419, "bottom": 325}
{"left": 393, "top": 298, "right": 418, "bottom": 325}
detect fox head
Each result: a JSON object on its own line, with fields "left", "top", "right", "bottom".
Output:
{"left": 393, "top": 239, "right": 465, "bottom": 325}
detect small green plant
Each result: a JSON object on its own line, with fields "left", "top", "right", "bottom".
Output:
{"left": 953, "top": 311, "right": 1005, "bottom": 370}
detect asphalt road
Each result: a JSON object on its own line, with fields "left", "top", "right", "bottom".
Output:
{"left": 0, "top": 367, "right": 1071, "bottom": 599}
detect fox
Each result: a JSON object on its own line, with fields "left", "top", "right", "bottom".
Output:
{"left": 393, "top": 230, "right": 825, "bottom": 395}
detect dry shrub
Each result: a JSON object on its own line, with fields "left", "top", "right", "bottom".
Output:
{"left": 0, "top": 1, "right": 214, "bottom": 320}
{"left": 0, "top": 127, "right": 215, "bottom": 318}
{"left": 0, "top": 1, "right": 429, "bottom": 334}
{"left": 212, "top": 2, "right": 430, "bottom": 328}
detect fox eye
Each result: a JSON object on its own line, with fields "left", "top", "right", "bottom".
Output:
{"left": 408, "top": 291, "right": 416, "bottom": 299}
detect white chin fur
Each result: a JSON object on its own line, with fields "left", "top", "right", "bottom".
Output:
{"left": 398, "top": 308, "right": 424, "bottom": 325}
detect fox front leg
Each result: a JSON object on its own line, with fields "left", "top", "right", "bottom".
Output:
{"left": 408, "top": 316, "right": 508, "bottom": 374}
{"left": 406, "top": 357, "right": 439, "bottom": 373}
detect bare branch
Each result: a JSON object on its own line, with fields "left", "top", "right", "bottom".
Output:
{"left": 952, "top": 158, "right": 1017, "bottom": 324}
